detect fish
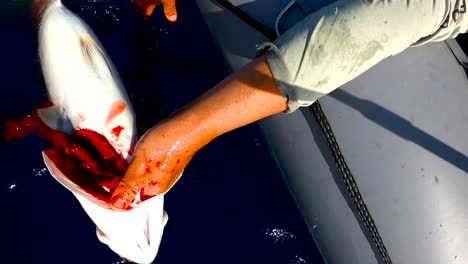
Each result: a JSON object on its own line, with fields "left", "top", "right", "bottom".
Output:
{"left": 5, "top": 0, "right": 170, "bottom": 263}
{"left": 36, "top": 0, "right": 136, "bottom": 160}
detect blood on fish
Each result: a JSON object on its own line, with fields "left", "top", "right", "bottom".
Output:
{"left": 111, "top": 126, "right": 124, "bottom": 138}
{"left": 2, "top": 103, "right": 129, "bottom": 202}
{"left": 127, "top": 147, "right": 134, "bottom": 156}
{"left": 105, "top": 100, "right": 126, "bottom": 126}
{"left": 74, "top": 129, "right": 119, "bottom": 162}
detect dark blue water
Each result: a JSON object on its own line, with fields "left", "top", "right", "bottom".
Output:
{"left": 0, "top": 1, "right": 324, "bottom": 263}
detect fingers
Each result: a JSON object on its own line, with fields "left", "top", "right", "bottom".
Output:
{"left": 110, "top": 159, "right": 146, "bottom": 210}
{"left": 110, "top": 180, "right": 140, "bottom": 210}
{"left": 133, "top": 0, "right": 159, "bottom": 20}
{"left": 162, "top": 0, "right": 177, "bottom": 22}
{"left": 110, "top": 153, "right": 188, "bottom": 210}
{"left": 145, "top": 4, "right": 157, "bottom": 20}
{"left": 110, "top": 122, "right": 193, "bottom": 210}
{"left": 133, "top": 0, "right": 177, "bottom": 22}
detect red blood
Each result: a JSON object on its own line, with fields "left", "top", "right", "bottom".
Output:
{"left": 2, "top": 103, "right": 129, "bottom": 202}
{"left": 145, "top": 158, "right": 153, "bottom": 173}
{"left": 74, "top": 129, "right": 120, "bottom": 162}
{"left": 155, "top": 161, "right": 161, "bottom": 167}
{"left": 127, "top": 147, "right": 134, "bottom": 156}
{"left": 111, "top": 126, "right": 124, "bottom": 138}
{"left": 2, "top": 120, "right": 24, "bottom": 142}
{"left": 30, "top": 0, "right": 52, "bottom": 26}
{"left": 105, "top": 100, "right": 126, "bottom": 126}
{"left": 67, "top": 144, "right": 100, "bottom": 171}
{"left": 37, "top": 100, "right": 54, "bottom": 109}
{"left": 2, "top": 110, "right": 67, "bottom": 147}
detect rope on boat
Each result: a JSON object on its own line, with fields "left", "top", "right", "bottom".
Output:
{"left": 212, "top": 0, "right": 278, "bottom": 41}
{"left": 210, "top": 0, "right": 394, "bottom": 263}
{"left": 309, "top": 101, "right": 392, "bottom": 264}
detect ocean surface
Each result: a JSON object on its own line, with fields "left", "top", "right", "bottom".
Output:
{"left": 0, "top": 0, "right": 324, "bottom": 263}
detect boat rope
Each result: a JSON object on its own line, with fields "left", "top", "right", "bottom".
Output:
{"left": 212, "top": 0, "right": 277, "bottom": 41}
{"left": 309, "top": 101, "right": 392, "bottom": 264}
{"left": 210, "top": 0, "right": 393, "bottom": 263}
{"left": 274, "top": 0, "right": 296, "bottom": 36}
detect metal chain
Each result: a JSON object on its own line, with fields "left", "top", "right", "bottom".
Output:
{"left": 310, "top": 101, "right": 392, "bottom": 264}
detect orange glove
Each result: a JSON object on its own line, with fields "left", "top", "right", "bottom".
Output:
{"left": 133, "top": 0, "right": 177, "bottom": 21}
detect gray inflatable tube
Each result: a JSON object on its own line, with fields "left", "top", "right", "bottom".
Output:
{"left": 195, "top": 0, "right": 468, "bottom": 263}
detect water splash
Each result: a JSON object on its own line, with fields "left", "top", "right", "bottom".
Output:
{"left": 77, "top": 3, "right": 123, "bottom": 25}
{"left": 62, "top": 0, "right": 132, "bottom": 31}
{"left": 153, "top": 26, "right": 172, "bottom": 35}
{"left": 263, "top": 227, "right": 297, "bottom": 244}
{"left": 253, "top": 135, "right": 261, "bottom": 147}
{"left": 290, "top": 255, "right": 309, "bottom": 264}
{"left": 0, "top": 180, "right": 17, "bottom": 191}
{"left": 110, "top": 260, "right": 127, "bottom": 264}
{"left": 32, "top": 167, "right": 48, "bottom": 177}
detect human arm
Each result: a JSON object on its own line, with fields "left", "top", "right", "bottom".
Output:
{"left": 110, "top": 55, "right": 287, "bottom": 209}
{"left": 266, "top": 0, "right": 468, "bottom": 111}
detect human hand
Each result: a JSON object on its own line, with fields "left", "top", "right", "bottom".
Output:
{"left": 110, "top": 115, "right": 212, "bottom": 210}
{"left": 133, "top": 0, "right": 177, "bottom": 21}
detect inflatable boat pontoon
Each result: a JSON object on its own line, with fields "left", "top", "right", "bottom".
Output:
{"left": 195, "top": 0, "right": 468, "bottom": 263}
